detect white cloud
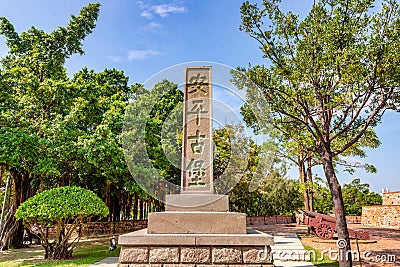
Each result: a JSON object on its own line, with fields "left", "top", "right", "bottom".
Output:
{"left": 150, "top": 4, "right": 186, "bottom": 17}
{"left": 108, "top": 56, "right": 122, "bottom": 63}
{"left": 137, "top": 2, "right": 186, "bottom": 19}
{"left": 143, "top": 22, "right": 163, "bottom": 31}
{"left": 340, "top": 156, "right": 367, "bottom": 169}
{"left": 137, "top": 1, "right": 146, "bottom": 9}
{"left": 141, "top": 10, "right": 153, "bottom": 19}
{"left": 148, "top": 22, "right": 162, "bottom": 29}
{"left": 128, "top": 49, "right": 160, "bottom": 60}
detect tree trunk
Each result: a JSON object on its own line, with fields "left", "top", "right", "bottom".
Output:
{"left": 125, "top": 193, "right": 132, "bottom": 220}
{"left": 105, "top": 181, "right": 112, "bottom": 221}
{"left": 0, "top": 205, "right": 18, "bottom": 251}
{"left": 298, "top": 157, "right": 310, "bottom": 211}
{"left": 307, "top": 156, "right": 314, "bottom": 212}
{"left": 1, "top": 170, "right": 34, "bottom": 250}
{"left": 133, "top": 192, "right": 138, "bottom": 220}
{"left": 112, "top": 191, "right": 121, "bottom": 222}
{"left": 139, "top": 199, "right": 144, "bottom": 220}
{"left": 320, "top": 148, "right": 352, "bottom": 267}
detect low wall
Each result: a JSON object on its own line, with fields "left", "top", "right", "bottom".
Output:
{"left": 246, "top": 216, "right": 294, "bottom": 225}
{"left": 44, "top": 220, "right": 148, "bottom": 238}
{"left": 44, "top": 216, "right": 299, "bottom": 238}
{"left": 362, "top": 205, "right": 400, "bottom": 228}
{"left": 43, "top": 214, "right": 363, "bottom": 238}
{"left": 346, "top": 216, "right": 362, "bottom": 224}
{"left": 246, "top": 215, "right": 362, "bottom": 226}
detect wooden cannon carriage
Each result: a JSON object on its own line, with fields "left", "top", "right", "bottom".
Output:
{"left": 297, "top": 210, "right": 370, "bottom": 240}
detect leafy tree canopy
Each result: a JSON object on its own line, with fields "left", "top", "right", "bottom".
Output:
{"left": 14, "top": 186, "right": 108, "bottom": 260}
{"left": 237, "top": 0, "right": 399, "bottom": 158}
{"left": 236, "top": 1, "right": 400, "bottom": 264}
{"left": 342, "top": 178, "right": 382, "bottom": 216}
{"left": 15, "top": 186, "right": 108, "bottom": 223}
{"left": 312, "top": 177, "right": 382, "bottom": 216}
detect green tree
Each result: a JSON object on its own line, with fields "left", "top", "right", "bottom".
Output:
{"left": 0, "top": 3, "right": 101, "bottom": 249}
{"left": 213, "top": 124, "right": 301, "bottom": 215}
{"left": 236, "top": 1, "right": 399, "bottom": 266}
{"left": 145, "top": 81, "right": 184, "bottom": 186}
{"left": 67, "top": 68, "right": 139, "bottom": 221}
{"left": 342, "top": 178, "right": 382, "bottom": 215}
{"left": 312, "top": 177, "right": 382, "bottom": 216}
{"left": 15, "top": 186, "right": 108, "bottom": 260}
{"left": 0, "top": 2, "right": 142, "bottom": 248}
{"left": 230, "top": 171, "right": 303, "bottom": 216}
{"left": 312, "top": 177, "right": 334, "bottom": 214}
{"left": 242, "top": 96, "right": 379, "bottom": 214}
{"left": 123, "top": 80, "right": 184, "bottom": 203}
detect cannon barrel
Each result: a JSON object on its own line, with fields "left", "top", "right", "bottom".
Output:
{"left": 298, "top": 210, "right": 370, "bottom": 240}
{"left": 300, "top": 210, "right": 336, "bottom": 223}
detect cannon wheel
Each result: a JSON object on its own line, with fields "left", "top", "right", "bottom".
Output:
{"left": 315, "top": 222, "right": 334, "bottom": 239}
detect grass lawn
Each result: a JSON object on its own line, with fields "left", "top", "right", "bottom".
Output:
{"left": 0, "top": 237, "right": 120, "bottom": 267}
{"left": 303, "top": 245, "right": 339, "bottom": 267}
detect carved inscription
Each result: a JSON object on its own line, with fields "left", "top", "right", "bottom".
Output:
{"left": 181, "top": 66, "right": 213, "bottom": 193}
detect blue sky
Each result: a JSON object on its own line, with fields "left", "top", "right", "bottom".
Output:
{"left": 1, "top": 0, "right": 399, "bottom": 193}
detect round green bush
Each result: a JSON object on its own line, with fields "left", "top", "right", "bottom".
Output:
{"left": 15, "top": 186, "right": 109, "bottom": 223}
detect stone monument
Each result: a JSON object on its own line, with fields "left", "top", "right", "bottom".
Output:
{"left": 118, "top": 66, "right": 274, "bottom": 266}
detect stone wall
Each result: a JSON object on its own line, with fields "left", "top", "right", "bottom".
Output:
{"left": 43, "top": 215, "right": 362, "bottom": 238}
{"left": 362, "top": 206, "right": 400, "bottom": 228}
{"left": 361, "top": 191, "right": 400, "bottom": 228}
{"left": 246, "top": 216, "right": 294, "bottom": 225}
{"left": 246, "top": 215, "right": 361, "bottom": 225}
{"left": 346, "top": 216, "right": 362, "bottom": 224}
{"left": 44, "top": 220, "right": 148, "bottom": 238}
{"left": 118, "top": 245, "right": 273, "bottom": 267}
{"left": 42, "top": 216, "right": 306, "bottom": 238}
{"left": 382, "top": 191, "right": 400, "bottom": 206}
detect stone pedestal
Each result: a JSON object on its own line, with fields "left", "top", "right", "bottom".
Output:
{"left": 118, "top": 228, "right": 274, "bottom": 267}
{"left": 148, "top": 212, "right": 246, "bottom": 234}
{"left": 165, "top": 194, "right": 229, "bottom": 212}
{"left": 118, "top": 195, "right": 274, "bottom": 267}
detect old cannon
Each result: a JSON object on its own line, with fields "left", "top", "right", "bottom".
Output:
{"left": 297, "top": 210, "right": 370, "bottom": 240}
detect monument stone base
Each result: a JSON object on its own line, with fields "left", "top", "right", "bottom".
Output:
{"left": 118, "top": 228, "right": 274, "bottom": 267}
{"left": 148, "top": 211, "right": 247, "bottom": 234}
{"left": 118, "top": 194, "right": 274, "bottom": 266}
{"left": 165, "top": 194, "right": 229, "bottom": 212}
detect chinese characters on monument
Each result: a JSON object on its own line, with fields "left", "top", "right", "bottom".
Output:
{"left": 181, "top": 66, "right": 213, "bottom": 193}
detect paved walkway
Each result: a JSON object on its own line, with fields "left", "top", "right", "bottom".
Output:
{"left": 271, "top": 233, "right": 315, "bottom": 267}
{"left": 89, "top": 234, "right": 315, "bottom": 267}
{"left": 273, "top": 260, "right": 315, "bottom": 267}
{"left": 88, "top": 257, "right": 119, "bottom": 267}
